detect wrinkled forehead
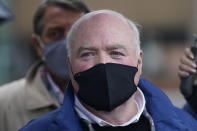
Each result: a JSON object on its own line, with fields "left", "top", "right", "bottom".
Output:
{"left": 76, "top": 11, "right": 131, "bottom": 33}
{"left": 82, "top": 11, "right": 128, "bottom": 25}
{"left": 69, "top": 11, "right": 135, "bottom": 45}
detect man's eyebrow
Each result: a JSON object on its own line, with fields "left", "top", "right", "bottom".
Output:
{"left": 76, "top": 46, "right": 98, "bottom": 56}
{"left": 106, "top": 44, "right": 129, "bottom": 53}
{"left": 106, "top": 44, "right": 126, "bottom": 50}
{"left": 47, "top": 26, "right": 64, "bottom": 32}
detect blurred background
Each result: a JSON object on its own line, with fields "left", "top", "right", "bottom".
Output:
{"left": 1, "top": 0, "right": 197, "bottom": 107}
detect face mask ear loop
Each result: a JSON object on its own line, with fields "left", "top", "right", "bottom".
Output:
{"left": 136, "top": 60, "right": 139, "bottom": 69}
{"left": 36, "top": 35, "right": 45, "bottom": 61}
{"left": 37, "top": 35, "right": 45, "bottom": 48}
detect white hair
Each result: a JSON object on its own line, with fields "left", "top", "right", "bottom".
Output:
{"left": 66, "top": 9, "right": 141, "bottom": 59}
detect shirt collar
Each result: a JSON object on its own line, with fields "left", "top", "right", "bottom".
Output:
{"left": 74, "top": 87, "right": 145, "bottom": 127}
{"left": 46, "top": 73, "right": 64, "bottom": 106}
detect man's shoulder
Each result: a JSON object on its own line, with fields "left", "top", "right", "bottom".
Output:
{"left": 0, "top": 78, "right": 27, "bottom": 111}
{"left": 0, "top": 61, "right": 43, "bottom": 103}
{"left": 174, "top": 106, "right": 197, "bottom": 130}
{"left": 0, "top": 78, "right": 26, "bottom": 88}
{"left": 0, "top": 78, "right": 26, "bottom": 99}
{"left": 139, "top": 77, "right": 197, "bottom": 130}
{"left": 19, "top": 109, "right": 60, "bottom": 131}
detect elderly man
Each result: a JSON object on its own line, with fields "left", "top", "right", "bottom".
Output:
{"left": 0, "top": 0, "right": 89, "bottom": 131}
{"left": 20, "top": 10, "right": 197, "bottom": 131}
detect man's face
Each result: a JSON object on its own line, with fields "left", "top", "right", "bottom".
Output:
{"left": 41, "top": 5, "right": 83, "bottom": 44}
{"left": 33, "top": 5, "right": 83, "bottom": 56}
{"left": 68, "top": 13, "right": 143, "bottom": 92}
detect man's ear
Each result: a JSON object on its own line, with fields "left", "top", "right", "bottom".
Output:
{"left": 67, "top": 57, "right": 73, "bottom": 78}
{"left": 138, "top": 50, "right": 143, "bottom": 75}
{"left": 67, "top": 56, "right": 80, "bottom": 92}
{"left": 32, "top": 34, "right": 43, "bottom": 57}
{"left": 134, "top": 50, "right": 143, "bottom": 85}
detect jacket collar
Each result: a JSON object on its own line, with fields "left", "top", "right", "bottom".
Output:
{"left": 24, "top": 61, "right": 58, "bottom": 110}
{"left": 48, "top": 82, "right": 83, "bottom": 131}
{"left": 49, "top": 77, "right": 189, "bottom": 131}
{"left": 138, "top": 77, "right": 187, "bottom": 130}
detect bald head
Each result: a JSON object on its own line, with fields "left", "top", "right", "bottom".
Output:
{"left": 67, "top": 10, "right": 143, "bottom": 92}
{"left": 67, "top": 10, "right": 140, "bottom": 59}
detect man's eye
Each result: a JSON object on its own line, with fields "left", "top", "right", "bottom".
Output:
{"left": 47, "top": 29, "right": 64, "bottom": 41}
{"left": 110, "top": 51, "right": 124, "bottom": 56}
{"left": 81, "top": 52, "right": 95, "bottom": 58}
{"left": 50, "top": 31, "right": 63, "bottom": 39}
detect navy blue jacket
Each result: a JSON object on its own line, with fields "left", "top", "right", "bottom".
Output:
{"left": 19, "top": 78, "right": 197, "bottom": 131}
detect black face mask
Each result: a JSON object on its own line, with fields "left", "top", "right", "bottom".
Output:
{"left": 74, "top": 63, "right": 138, "bottom": 112}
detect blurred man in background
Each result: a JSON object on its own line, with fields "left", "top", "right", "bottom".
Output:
{"left": 0, "top": 0, "right": 89, "bottom": 131}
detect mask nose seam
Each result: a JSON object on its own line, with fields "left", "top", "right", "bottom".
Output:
{"left": 105, "top": 64, "right": 112, "bottom": 110}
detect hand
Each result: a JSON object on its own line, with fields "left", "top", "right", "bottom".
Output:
{"left": 179, "top": 47, "right": 197, "bottom": 114}
{"left": 178, "top": 47, "right": 197, "bottom": 84}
